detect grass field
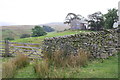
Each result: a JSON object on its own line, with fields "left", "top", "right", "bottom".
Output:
{"left": 2, "top": 54, "right": 118, "bottom": 78}
{"left": 12, "top": 30, "right": 92, "bottom": 43}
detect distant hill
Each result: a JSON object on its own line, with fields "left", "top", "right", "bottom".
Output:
{"left": 44, "top": 22, "right": 70, "bottom": 31}
{"left": 0, "top": 25, "right": 35, "bottom": 40}
{"left": 0, "top": 22, "right": 70, "bottom": 31}
{"left": 0, "top": 22, "right": 70, "bottom": 40}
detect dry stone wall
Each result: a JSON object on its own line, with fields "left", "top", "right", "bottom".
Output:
{"left": 42, "top": 29, "right": 119, "bottom": 58}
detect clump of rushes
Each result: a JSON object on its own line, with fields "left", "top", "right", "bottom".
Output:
{"left": 44, "top": 48, "right": 90, "bottom": 67}
{"left": 34, "top": 48, "right": 90, "bottom": 78}
{"left": 45, "top": 49, "right": 64, "bottom": 67}
{"left": 2, "top": 60, "right": 17, "bottom": 78}
{"left": 72, "top": 49, "right": 90, "bottom": 67}
{"left": 13, "top": 53, "right": 30, "bottom": 68}
{"left": 34, "top": 59, "right": 49, "bottom": 78}
{"left": 2, "top": 53, "right": 30, "bottom": 78}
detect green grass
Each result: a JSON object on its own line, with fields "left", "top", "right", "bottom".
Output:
{"left": 12, "top": 30, "right": 92, "bottom": 43}
{"left": 0, "top": 58, "right": 2, "bottom": 79}
{"left": 2, "top": 57, "right": 13, "bottom": 62}
{"left": 14, "top": 63, "right": 38, "bottom": 78}
{"left": 79, "top": 56, "right": 118, "bottom": 78}
{"left": 12, "top": 55, "right": 118, "bottom": 78}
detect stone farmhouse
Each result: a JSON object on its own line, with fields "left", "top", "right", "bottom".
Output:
{"left": 64, "top": 13, "right": 88, "bottom": 30}
{"left": 69, "top": 19, "right": 88, "bottom": 30}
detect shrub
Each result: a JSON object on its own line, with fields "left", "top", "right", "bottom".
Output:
{"left": 20, "top": 34, "right": 30, "bottom": 38}
{"left": 2, "top": 60, "right": 17, "bottom": 78}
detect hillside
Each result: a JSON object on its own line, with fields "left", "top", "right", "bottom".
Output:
{"left": 0, "top": 25, "right": 35, "bottom": 40}
{"left": 0, "top": 22, "right": 70, "bottom": 40}
{"left": 44, "top": 22, "right": 70, "bottom": 31}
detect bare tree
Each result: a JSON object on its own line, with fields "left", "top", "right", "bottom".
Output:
{"left": 64, "top": 13, "right": 86, "bottom": 24}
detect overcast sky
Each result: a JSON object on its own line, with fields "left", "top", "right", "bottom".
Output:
{"left": 0, "top": 0, "right": 119, "bottom": 25}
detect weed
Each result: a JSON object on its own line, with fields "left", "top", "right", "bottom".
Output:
{"left": 34, "top": 59, "right": 49, "bottom": 78}
{"left": 34, "top": 48, "right": 90, "bottom": 78}
{"left": 2, "top": 60, "right": 17, "bottom": 78}
{"left": 44, "top": 48, "right": 90, "bottom": 68}
{"left": 13, "top": 53, "right": 30, "bottom": 68}
{"left": 2, "top": 53, "right": 30, "bottom": 78}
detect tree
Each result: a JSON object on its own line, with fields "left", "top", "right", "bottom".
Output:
{"left": 42, "top": 25, "right": 55, "bottom": 32}
{"left": 64, "top": 13, "right": 86, "bottom": 25}
{"left": 20, "top": 34, "right": 30, "bottom": 38}
{"left": 32, "top": 26, "right": 47, "bottom": 37}
{"left": 64, "top": 13, "right": 87, "bottom": 30}
{"left": 104, "top": 8, "right": 118, "bottom": 29}
{"left": 88, "top": 11, "right": 104, "bottom": 31}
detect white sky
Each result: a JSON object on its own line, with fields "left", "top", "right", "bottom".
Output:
{"left": 0, "top": 0, "right": 119, "bottom": 25}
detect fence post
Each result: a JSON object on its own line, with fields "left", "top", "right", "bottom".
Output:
{"left": 4, "top": 40, "right": 10, "bottom": 57}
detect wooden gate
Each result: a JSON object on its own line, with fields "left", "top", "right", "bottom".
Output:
{"left": 0, "top": 40, "right": 43, "bottom": 59}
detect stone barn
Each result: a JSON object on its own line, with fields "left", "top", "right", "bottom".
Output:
{"left": 70, "top": 19, "right": 87, "bottom": 30}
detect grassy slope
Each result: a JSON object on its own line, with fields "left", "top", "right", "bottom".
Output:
{"left": 1, "top": 29, "right": 31, "bottom": 40}
{"left": 13, "top": 55, "right": 118, "bottom": 78}
{"left": 12, "top": 30, "right": 92, "bottom": 43}
{"left": 1, "top": 25, "right": 34, "bottom": 40}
